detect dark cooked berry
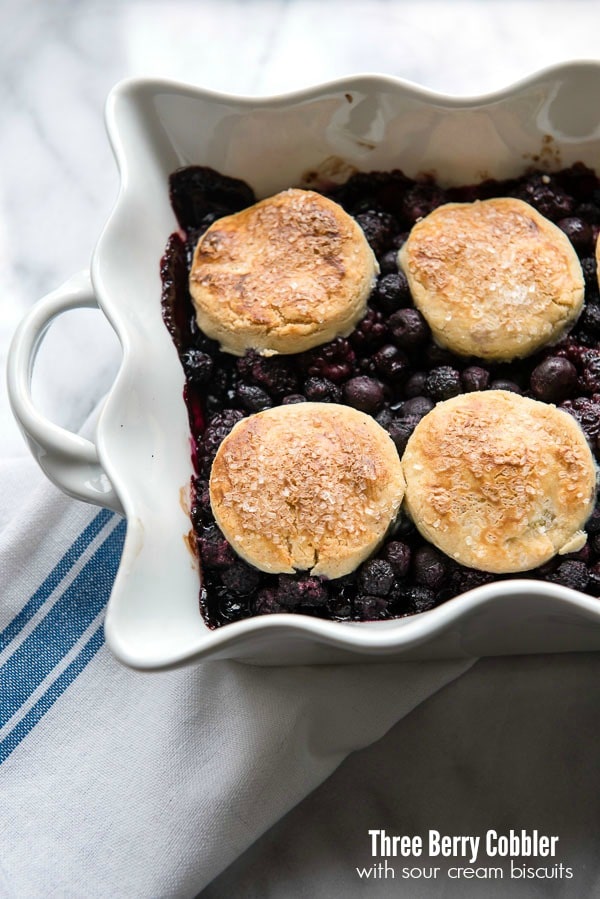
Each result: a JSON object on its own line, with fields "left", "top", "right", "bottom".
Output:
{"left": 412, "top": 545, "right": 448, "bottom": 591}
{"left": 217, "top": 592, "right": 249, "bottom": 622}
{"left": 461, "top": 366, "right": 490, "bottom": 392}
{"left": 401, "top": 396, "right": 434, "bottom": 418}
{"left": 242, "top": 354, "right": 298, "bottom": 397}
{"left": 236, "top": 383, "right": 273, "bottom": 412}
{"left": 388, "top": 308, "right": 429, "bottom": 349}
{"left": 548, "top": 560, "right": 589, "bottom": 592}
{"left": 353, "top": 595, "right": 390, "bottom": 620}
{"left": 343, "top": 376, "right": 384, "bottom": 413}
{"left": 402, "top": 182, "right": 447, "bottom": 224}
{"left": 404, "top": 371, "right": 428, "bottom": 397}
{"left": 580, "top": 304, "right": 600, "bottom": 336}
{"left": 384, "top": 541, "right": 411, "bottom": 577}
{"left": 373, "top": 272, "right": 411, "bottom": 312}
{"left": 358, "top": 559, "right": 396, "bottom": 596}
{"left": 581, "top": 255, "right": 598, "bottom": 288}
{"left": 379, "top": 250, "right": 399, "bottom": 274}
{"left": 303, "top": 377, "right": 342, "bottom": 403}
{"left": 587, "top": 563, "right": 600, "bottom": 597}
{"left": 561, "top": 395, "right": 600, "bottom": 442}
{"left": 581, "top": 353, "right": 600, "bottom": 392}
{"left": 221, "top": 561, "right": 261, "bottom": 596}
{"left": 199, "top": 527, "right": 236, "bottom": 569}
{"left": 281, "top": 393, "right": 307, "bottom": 404}
{"left": 169, "top": 165, "right": 255, "bottom": 229}
{"left": 450, "top": 567, "right": 495, "bottom": 594}
{"left": 180, "top": 348, "right": 214, "bottom": 384}
{"left": 424, "top": 366, "right": 461, "bottom": 401}
{"left": 305, "top": 338, "right": 356, "bottom": 382}
{"left": 424, "top": 344, "right": 456, "bottom": 367}
{"left": 386, "top": 416, "right": 419, "bottom": 455}
{"left": 586, "top": 504, "right": 600, "bottom": 534}
{"left": 253, "top": 589, "right": 283, "bottom": 615}
{"left": 557, "top": 216, "right": 594, "bottom": 253}
{"left": 490, "top": 379, "right": 522, "bottom": 394}
{"left": 354, "top": 210, "right": 396, "bottom": 256}
{"left": 277, "top": 575, "right": 328, "bottom": 608}
{"left": 373, "top": 344, "right": 409, "bottom": 381}
{"left": 517, "top": 176, "right": 574, "bottom": 221}
{"left": 201, "top": 409, "right": 245, "bottom": 462}
{"left": 393, "top": 512, "right": 417, "bottom": 539}
{"left": 530, "top": 356, "right": 578, "bottom": 402}
{"left": 403, "top": 585, "right": 437, "bottom": 614}
{"left": 350, "top": 307, "right": 388, "bottom": 350}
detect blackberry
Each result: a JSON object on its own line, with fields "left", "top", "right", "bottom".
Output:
{"left": 200, "top": 409, "right": 245, "bottom": 466}
{"left": 169, "top": 165, "right": 255, "bottom": 229}
{"left": 561, "top": 395, "right": 600, "bottom": 442}
{"left": 530, "top": 357, "right": 578, "bottom": 402}
{"left": 221, "top": 561, "right": 261, "bottom": 596}
{"left": 305, "top": 338, "right": 356, "bottom": 383}
{"left": 353, "top": 595, "right": 391, "bottom": 620}
{"left": 254, "top": 589, "right": 283, "bottom": 615}
{"left": 303, "top": 377, "right": 342, "bottom": 403}
{"left": 402, "top": 182, "right": 447, "bottom": 224}
{"left": 198, "top": 526, "right": 236, "bottom": 569}
{"left": 343, "top": 376, "right": 384, "bottom": 413}
{"left": 580, "top": 352, "right": 600, "bottom": 393}
{"left": 240, "top": 353, "right": 298, "bottom": 397}
{"left": 580, "top": 304, "right": 600, "bottom": 337}
{"left": 402, "top": 585, "right": 438, "bottom": 614}
{"left": 461, "top": 366, "right": 490, "bottom": 392}
{"left": 354, "top": 210, "right": 396, "bottom": 256}
{"left": 373, "top": 272, "right": 411, "bottom": 313}
{"left": 424, "top": 366, "right": 461, "bottom": 401}
{"left": 548, "top": 560, "right": 589, "bottom": 592}
{"left": 516, "top": 175, "right": 574, "bottom": 221}
{"left": 180, "top": 348, "right": 214, "bottom": 384}
{"left": 358, "top": 559, "right": 396, "bottom": 596}
{"left": 236, "top": 383, "right": 273, "bottom": 412}
{"left": 278, "top": 575, "right": 328, "bottom": 609}
{"left": 350, "top": 307, "right": 388, "bottom": 351}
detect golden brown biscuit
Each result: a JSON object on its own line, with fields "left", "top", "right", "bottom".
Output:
{"left": 398, "top": 197, "right": 584, "bottom": 362}
{"left": 209, "top": 403, "right": 405, "bottom": 578}
{"left": 402, "top": 390, "right": 597, "bottom": 574}
{"left": 189, "top": 189, "right": 378, "bottom": 356}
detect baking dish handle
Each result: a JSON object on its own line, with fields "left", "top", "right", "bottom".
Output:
{"left": 6, "top": 271, "right": 124, "bottom": 515}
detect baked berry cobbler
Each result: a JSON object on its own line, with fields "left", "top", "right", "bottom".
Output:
{"left": 161, "top": 163, "right": 600, "bottom": 629}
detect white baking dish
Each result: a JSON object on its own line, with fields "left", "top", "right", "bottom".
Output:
{"left": 8, "top": 64, "right": 600, "bottom": 669}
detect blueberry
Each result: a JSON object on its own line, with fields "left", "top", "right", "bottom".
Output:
{"left": 530, "top": 356, "right": 578, "bottom": 402}
{"left": 386, "top": 417, "right": 419, "bottom": 455}
{"left": 404, "top": 371, "right": 428, "bottom": 397}
{"left": 587, "top": 563, "right": 600, "bottom": 596}
{"left": 580, "top": 304, "right": 600, "bottom": 336}
{"left": 403, "top": 585, "right": 438, "bottom": 613}
{"left": 401, "top": 396, "right": 434, "bottom": 418}
{"left": 581, "top": 256, "right": 598, "bottom": 288}
{"left": 343, "top": 376, "right": 384, "bottom": 413}
{"left": 557, "top": 216, "right": 593, "bottom": 253}
{"left": 402, "top": 183, "right": 446, "bottom": 224}
{"left": 358, "top": 559, "right": 396, "bottom": 596}
{"left": 384, "top": 541, "right": 411, "bottom": 577}
{"left": 424, "top": 366, "right": 461, "bottom": 401}
{"left": 355, "top": 210, "right": 396, "bottom": 256}
{"left": 379, "top": 250, "right": 400, "bottom": 275}
{"left": 489, "top": 379, "right": 522, "bottom": 394}
{"left": 281, "top": 393, "right": 308, "bottom": 405}
{"left": 199, "top": 526, "right": 236, "bottom": 569}
{"left": 388, "top": 308, "right": 429, "bottom": 349}
{"left": 373, "top": 344, "right": 409, "bottom": 381}
{"left": 412, "top": 545, "right": 448, "bottom": 591}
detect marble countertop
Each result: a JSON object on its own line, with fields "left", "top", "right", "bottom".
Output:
{"left": 2, "top": 0, "right": 600, "bottom": 454}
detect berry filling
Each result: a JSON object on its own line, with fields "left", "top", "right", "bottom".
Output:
{"left": 161, "top": 163, "right": 600, "bottom": 628}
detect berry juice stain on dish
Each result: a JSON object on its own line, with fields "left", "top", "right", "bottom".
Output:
{"left": 161, "top": 164, "right": 600, "bottom": 628}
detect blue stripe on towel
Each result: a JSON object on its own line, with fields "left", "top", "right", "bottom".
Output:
{"left": 0, "top": 508, "right": 114, "bottom": 651}
{"left": 0, "top": 519, "right": 127, "bottom": 729}
{"left": 0, "top": 626, "right": 105, "bottom": 764}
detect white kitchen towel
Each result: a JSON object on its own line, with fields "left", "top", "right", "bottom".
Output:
{"left": 0, "top": 451, "right": 473, "bottom": 898}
